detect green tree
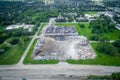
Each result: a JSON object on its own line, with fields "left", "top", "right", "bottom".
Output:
{"left": 112, "top": 40, "right": 120, "bottom": 48}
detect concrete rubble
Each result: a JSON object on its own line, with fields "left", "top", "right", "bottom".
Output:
{"left": 32, "top": 25, "right": 96, "bottom": 61}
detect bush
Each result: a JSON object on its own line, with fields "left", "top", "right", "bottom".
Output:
{"left": 111, "top": 73, "right": 120, "bottom": 80}
{"left": 78, "top": 23, "right": 85, "bottom": 28}
{"left": 9, "top": 37, "right": 20, "bottom": 45}
{"left": 118, "top": 48, "right": 120, "bottom": 53}
{"left": 90, "top": 34, "right": 100, "bottom": 41}
{"left": 96, "top": 43, "right": 116, "bottom": 55}
{"left": 99, "top": 35, "right": 109, "bottom": 42}
{"left": 112, "top": 40, "right": 120, "bottom": 48}
{"left": 0, "top": 43, "right": 10, "bottom": 54}
{"left": 88, "top": 75, "right": 111, "bottom": 79}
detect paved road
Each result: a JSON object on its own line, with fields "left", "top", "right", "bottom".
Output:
{"left": 0, "top": 62, "right": 120, "bottom": 80}
{"left": 0, "top": 22, "right": 120, "bottom": 80}
{"left": 18, "top": 18, "right": 54, "bottom": 65}
{"left": 17, "top": 23, "right": 43, "bottom": 65}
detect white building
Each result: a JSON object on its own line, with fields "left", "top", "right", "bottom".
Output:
{"left": 6, "top": 24, "right": 34, "bottom": 32}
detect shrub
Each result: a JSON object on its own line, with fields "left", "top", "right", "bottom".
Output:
{"left": 99, "top": 35, "right": 109, "bottom": 42}
{"left": 112, "top": 40, "right": 120, "bottom": 48}
{"left": 0, "top": 43, "right": 10, "bottom": 54}
{"left": 78, "top": 23, "right": 85, "bottom": 28}
{"left": 9, "top": 37, "right": 20, "bottom": 45}
{"left": 111, "top": 73, "right": 120, "bottom": 80}
{"left": 90, "top": 34, "right": 100, "bottom": 41}
{"left": 96, "top": 43, "right": 116, "bottom": 55}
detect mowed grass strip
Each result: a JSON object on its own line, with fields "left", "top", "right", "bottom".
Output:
{"left": 67, "top": 43, "right": 120, "bottom": 66}
{"left": 84, "top": 11, "right": 98, "bottom": 15}
{"left": 37, "top": 23, "right": 47, "bottom": 36}
{"left": 23, "top": 39, "right": 59, "bottom": 64}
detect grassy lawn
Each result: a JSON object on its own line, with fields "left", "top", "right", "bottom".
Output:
{"left": 0, "top": 38, "right": 31, "bottom": 65}
{"left": 104, "top": 29, "right": 120, "bottom": 40}
{"left": 67, "top": 43, "right": 120, "bottom": 66}
{"left": 37, "top": 23, "right": 47, "bottom": 36}
{"left": 23, "top": 39, "right": 59, "bottom": 64}
{"left": 55, "top": 22, "right": 120, "bottom": 40}
{"left": 84, "top": 11, "right": 98, "bottom": 15}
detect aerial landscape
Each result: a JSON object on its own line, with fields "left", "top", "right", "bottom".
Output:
{"left": 0, "top": 0, "right": 120, "bottom": 80}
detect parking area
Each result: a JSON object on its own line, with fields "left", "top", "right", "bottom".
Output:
{"left": 45, "top": 26, "right": 78, "bottom": 41}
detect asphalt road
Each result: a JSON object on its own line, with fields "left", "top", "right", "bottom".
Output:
{"left": 0, "top": 62, "right": 120, "bottom": 80}
{"left": 17, "top": 23, "right": 43, "bottom": 65}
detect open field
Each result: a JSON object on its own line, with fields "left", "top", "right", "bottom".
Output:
{"left": 67, "top": 43, "right": 120, "bottom": 66}
{"left": 55, "top": 22, "right": 120, "bottom": 40}
{"left": 23, "top": 39, "right": 59, "bottom": 64}
{"left": 0, "top": 38, "right": 31, "bottom": 65}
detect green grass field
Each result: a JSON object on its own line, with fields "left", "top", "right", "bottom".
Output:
{"left": 104, "top": 29, "right": 120, "bottom": 40}
{"left": 67, "top": 43, "right": 120, "bottom": 66}
{"left": 55, "top": 22, "right": 120, "bottom": 40}
{"left": 23, "top": 39, "right": 59, "bottom": 64}
{"left": 37, "top": 23, "right": 47, "bottom": 36}
{"left": 84, "top": 11, "right": 98, "bottom": 15}
{"left": 0, "top": 25, "right": 6, "bottom": 32}
{"left": 0, "top": 38, "right": 31, "bottom": 65}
